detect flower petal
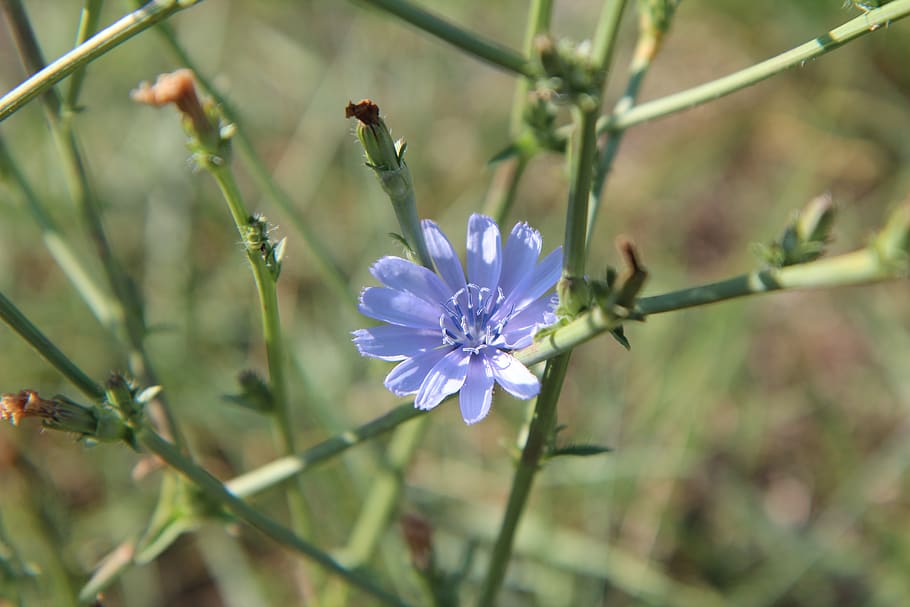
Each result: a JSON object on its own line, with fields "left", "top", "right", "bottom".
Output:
{"left": 488, "top": 350, "right": 540, "bottom": 400}
{"left": 353, "top": 326, "right": 442, "bottom": 361}
{"left": 498, "top": 294, "right": 558, "bottom": 349}
{"left": 466, "top": 214, "right": 502, "bottom": 291}
{"left": 459, "top": 355, "right": 494, "bottom": 424}
{"left": 370, "top": 256, "right": 450, "bottom": 304}
{"left": 359, "top": 287, "right": 442, "bottom": 329}
{"left": 384, "top": 347, "right": 452, "bottom": 396}
{"left": 422, "top": 220, "right": 466, "bottom": 293}
{"left": 503, "top": 246, "right": 562, "bottom": 313}
{"left": 498, "top": 222, "right": 542, "bottom": 297}
{"left": 415, "top": 348, "right": 470, "bottom": 410}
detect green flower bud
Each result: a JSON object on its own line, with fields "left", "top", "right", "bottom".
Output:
{"left": 346, "top": 99, "right": 413, "bottom": 202}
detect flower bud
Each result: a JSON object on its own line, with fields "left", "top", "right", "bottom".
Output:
{"left": 346, "top": 99, "right": 413, "bottom": 202}
{"left": 1, "top": 389, "right": 129, "bottom": 442}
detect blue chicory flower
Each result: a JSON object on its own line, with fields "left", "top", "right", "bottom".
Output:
{"left": 353, "top": 214, "right": 563, "bottom": 424}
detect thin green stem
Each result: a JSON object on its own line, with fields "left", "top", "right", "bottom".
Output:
{"left": 562, "top": 106, "right": 600, "bottom": 279}
{"left": 0, "top": 0, "right": 200, "bottom": 122}
{"left": 482, "top": 154, "right": 529, "bottom": 228}
{"left": 64, "top": 0, "right": 104, "bottom": 111}
{"left": 484, "top": 0, "right": 551, "bottom": 225}
{"left": 476, "top": 353, "right": 572, "bottom": 607}
{"left": 140, "top": 13, "right": 355, "bottom": 306}
{"left": 591, "top": 0, "right": 628, "bottom": 74}
{"left": 137, "top": 428, "right": 414, "bottom": 607}
{"left": 509, "top": 0, "right": 552, "bottom": 135}
{"left": 598, "top": 0, "right": 910, "bottom": 133}
{"left": 2, "top": 0, "right": 184, "bottom": 447}
{"left": 226, "top": 402, "right": 425, "bottom": 498}
{"left": 519, "top": 245, "right": 909, "bottom": 367}
{"left": 354, "top": 0, "right": 536, "bottom": 77}
{"left": 587, "top": 21, "right": 656, "bottom": 245}
{"left": 207, "top": 162, "right": 309, "bottom": 530}
{"left": 0, "top": 289, "right": 104, "bottom": 400}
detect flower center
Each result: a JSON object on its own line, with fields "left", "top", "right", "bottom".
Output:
{"left": 439, "top": 284, "right": 509, "bottom": 354}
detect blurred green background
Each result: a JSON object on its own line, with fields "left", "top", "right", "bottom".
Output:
{"left": 1, "top": 1, "right": 909, "bottom": 606}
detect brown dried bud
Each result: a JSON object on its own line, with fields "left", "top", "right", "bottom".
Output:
{"left": 345, "top": 99, "right": 380, "bottom": 126}
{"left": 1, "top": 390, "right": 57, "bottom": 425}
{"left": 131, "top": 69, "right": 214, "bottom": 143}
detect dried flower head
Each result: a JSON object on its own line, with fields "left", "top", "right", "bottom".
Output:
{"left": 1, "top": 390, "right": 59, "bottom": 425}
{"left": 131, "top": 69, "right": 215, "bottom": 144}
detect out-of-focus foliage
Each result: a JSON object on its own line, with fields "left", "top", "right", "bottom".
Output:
{"left": 0, "top": 1, "right": 909, "bottom": 605}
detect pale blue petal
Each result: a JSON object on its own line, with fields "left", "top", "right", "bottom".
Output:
{"left": 459, "top": 355, "right": 494, "bottom": 424}
{"left": 488, "top": 350, "right": 540, "bottom": 400}
{"left": 498, "top": 222, "right": 542, "bottom": 297}
{"left": 422, "top": 220, "right": 466, "bottom": 293}
{"left": 498, "top": 295, "right": 558, "bottom": 348}
{"left": 503, "top": 246, "right": 562, "bottom": 313}
{"left": 370, "top": 256, "right": 450, "bottom": 304}
{"left": 384, "top": 347, "right": 452, "bottom": 396}
{"left": 466, "top": 214, "right": 502, "bottom": 291}
{"left": 353, "top": 326, "right": 442, "bottom": 361}
{"left": 359, "top": 287, "right": 442, "bottom": 329}
{"left": 415, "top": 348, "right": 471, "bottom": 410}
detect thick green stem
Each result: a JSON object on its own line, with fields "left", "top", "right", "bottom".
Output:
{"left": 509, "top": 0, "right": 552, "bottom": 135}
{"left": 0, "top": 0, "right": 200, "bottom": 122}
{"left": 137, "top": 428, "right": 413, "bottom": 607}
{"left": 476, "top": 353, "right": 572, "bottom": 607}
{"left": 354, "top": 0, "right": 535, "bottom": 77}
{"left": 591, "top": 0, "right": 628, "bottom": 75}
{"left": 0, "top": 290, "right": 104, "bottom": 400}
{"left": 598, "top": 0, "right": 910, "bottom": 133}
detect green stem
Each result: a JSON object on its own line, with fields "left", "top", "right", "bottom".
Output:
{"left": 518, "top": 246, "right": 908, "bottom": 366}
{"left": 509, "top": 0, "right": 552, "bottom": 135}
{"left": 226, "top": 402, "right": 425, "bottom": 498}
{"left": 0, "top": 289, "right": 104, "bottom": 400}
{"left": 64, "top": 0, "right": 104, "bottom": 111}
{"left": 137, "top": 428, "right": 413, "bottom": 607}
{"left": 562, "top": 106, "right": 600, "bottom": 279}
{"left": 0, "top": 0, "right": 200, "bottom": 122}
{"left": 354, "top": 0, "right": 535, "bottom": 77}
{"left": 483, "top": 0, "right": 551, "bottom": 226}
{"left": 206, "top": 163, "right": 308, "bottom": 528}
{"left": 482, "top": 154, "right": 529, "bottom": 228}
{"left": 598, "top": 0, "right": 910, "bottom": 133}
{"left": 2, "top": 0, "right": 184, "bottom": 448}
{"left": 341, "top": 416, "right": 429, "bottom": 566}
{"left": 476, "top": 353, "right": 572, "bottom": 607}
{"left": 591, "top": 0, "right": 628, "bottom": 74}
{"left": 139, "top": 13, "right": 355, "bottom": 306}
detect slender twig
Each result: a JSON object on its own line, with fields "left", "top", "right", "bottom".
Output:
{"left": 226, "top": 402, "right": 425, "bottom": 498}
{"left": 562, "top": 106, "right": 600, "bottom": 279}
{"left": 0, "top": 0, "right": 201, "bottom": 122}
{"left": 354, "top": 0, "right": 535, "bottom": 77}
{"left": 64, "top": 0, "right": 104, "bottom": 110}
{"left": 477, "top": 354, "right": 571, "bottom": 607}
{"left": 598, "top": 0, "right": 910, "bottom": 133}
{"left": 137, "top": 428, "right": 414, "bottom": 607}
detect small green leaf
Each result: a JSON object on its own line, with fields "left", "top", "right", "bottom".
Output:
{"left": 549, "top": 443, "right": 613, "bottom": 458}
